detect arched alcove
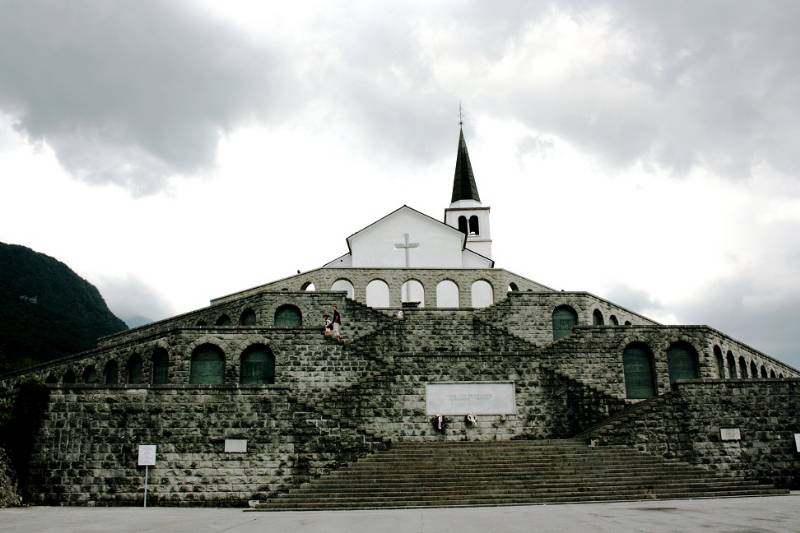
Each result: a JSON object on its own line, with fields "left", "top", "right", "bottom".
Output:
{"left": 508, "top": 282, "right": 519, "bottom": 292}
{"left": 623, "top": 343, "right": 657, "bottom": 399}
{"left": 713, "top": 346, "right": 725, "bottom": 378}
{"left": 82, "top": 365, "right": 98, "bottom": 384}
{"left": 240, "top": 345, "right": 275, "bottom": 385}
{"left": 127, "top": 354, "right": 144, "bottom": 384}
{"left": 401, "top": 279, "right": 425, "bottom": 307}
{"left": 750, "top": 361, "right": 758, "bottom": 378}
{"left": 152, "top": 348, "right": 169, "bottom": 384}
{"left": 667, "top": 342, "right": 700, "bottom": 384}
{"left": 592, "top": 309, "right": 604, "bottom": 326}
{"left": 726, "top": 351, "right": 737, "bottom": 378}
{"left": 63, "top": 369, "right": 76, "bottom": 384}
{"left": 436, "top": 279, "right": 459, "bottom": 308}
{"left": 760, "top": 365, "right": 767, "bottom": 378}
{"left": 330, "top": 279, "right": 355, "bottom": 299}
{"left": 190, "top": 344, "right": 225, "bottom": 385}
{"left": 274, "top": 304, "right": 302, "bottom": 327}
{"left": 738, "top": 356, "right": 748, "bottom": 378}
{"left": 770, "top": 369, "right": 776, "bottom": 378}
{"left": 45, "top": 374, "right": 58, "bottom": 384}
{"left": 239, "top": 308, "right": 257, "bottom": 326}
{"left": 610, "top": 315, "right": 619, "bottom": 325}
{"left": 216, "top": 314, "right": 232, "bottom": 326}
{"left": 104, "top": 360, "right": 119, "bottom": 384}
{"left": 366, "top": 279, "right": 390, "bottom": 307}
{"left": 552, "top": 305, "right": 578, "bottom": 340}
{"left": 470, "top": 279, "right": 493, "bottom": 308}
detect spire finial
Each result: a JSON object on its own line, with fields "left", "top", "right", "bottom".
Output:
{"left": 458, "top": 101, "right": 464, "bottom": 127}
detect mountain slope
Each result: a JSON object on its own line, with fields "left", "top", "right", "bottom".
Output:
{"left": 0, "top": 242, "right": 127, "bottom": 374}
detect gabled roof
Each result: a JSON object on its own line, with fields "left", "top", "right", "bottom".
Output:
{"left": 451, "top": 127, "right": 481, "bottom": 203}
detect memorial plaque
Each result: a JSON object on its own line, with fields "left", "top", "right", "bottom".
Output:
{"left": 720, "top": 428, "right": 741, "bottom": 441}
{"left": 425, "top": 382, "right": 515, "bottom": 415}
{"left": 137, "top": 444, "right": 157, "bottom": 466}
{"left": 224, "top": 439, "right": 247, "bottom": 453}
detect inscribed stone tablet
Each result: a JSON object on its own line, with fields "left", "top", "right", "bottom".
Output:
{"left": 720, "top": 428, "right": 741, "bottom": 441}
{"left": 225, "top": 439, "right": 247, "bottom": 453}
{"left": 137, "top": 445, "right": 157, "bottom": 466}
{"left": 425, "top": 383, "right": 515, "bottom": 415}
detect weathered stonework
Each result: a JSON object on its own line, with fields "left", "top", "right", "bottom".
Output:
{"left": 1, "top": 267, "right": 798, "bottom": 505}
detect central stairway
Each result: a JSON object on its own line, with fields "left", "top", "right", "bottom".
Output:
{"left": 254, "top": 439, "right": 787, "bottom": 511}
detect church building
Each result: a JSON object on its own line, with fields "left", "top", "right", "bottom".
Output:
{"left": 1, "top": 128, "right": 798, "bottom": 508}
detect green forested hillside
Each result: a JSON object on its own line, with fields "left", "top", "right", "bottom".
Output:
{"left": 0, "top": 242, "right": 128, "bottom": 374}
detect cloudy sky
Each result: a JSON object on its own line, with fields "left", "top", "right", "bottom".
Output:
{"left": 1, "top": 1, "right": 799, "bottom": 367}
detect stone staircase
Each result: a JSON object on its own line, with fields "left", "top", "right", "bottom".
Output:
{"left": 254, "top": 439, "right": 786, "bottom": 511}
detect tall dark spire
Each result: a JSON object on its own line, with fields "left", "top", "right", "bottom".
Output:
{"left": 451, "top": 127, "right": 481, "bottom": 203}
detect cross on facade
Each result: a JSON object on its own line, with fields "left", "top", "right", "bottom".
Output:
{"left": 394, "top": 233, "right": 419, "bottom": 268}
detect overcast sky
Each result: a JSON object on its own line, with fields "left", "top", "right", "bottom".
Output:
{"left": 1, "top": 1, "right": 799, "bottom": 368}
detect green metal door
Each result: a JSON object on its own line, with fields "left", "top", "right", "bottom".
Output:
{"left": 552, "top": 306, "right": 577, "bottom": 340}
{"left": 128, "top": 356, "right": 144, "bottom": 384}
{"left": 190, "top": 347, "right": 225, "bottom": 384}
{"left": 623, "top": 345, "right": 656, "bottom": 399}
{"left": 152, "top": 350, "right": 169, "bottom": 384}
{"left": 240, "top": 348, "right": 275, "bottom": 384}
{"left": 667, "top": 344, "right": 699, "bottom": 383}
{"left": 274, "top": 305, "right": 302, "bottom": 327}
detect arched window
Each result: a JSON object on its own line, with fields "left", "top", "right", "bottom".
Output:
{"left": 610, "top": 315, "right": 619, "bottom": 325}
{"left": 738, "top": 356, "right": 748, "bottom": 378}
{"left": 240, "top": 345, "right": 275, "bottom": 385}
{"left": 127, "top": 354, "right": 144, "bottom": 384}
{"left": 623, "top": 343, "right": 657, "bottom": 399}
{"left": 63, "top": 369, "right": 76, "bottom": 384}
{"left": 366, "top": 279, "right": 391, "bottom": 307}
{"left": 779, "top": 373, "right": 784, "bottom": 379}
{"left": 330, "top": 279, "right": 355, "bottom": 299}
{"left": 471, "top": 280, "right": 493, "bottom": 308}
{"left": 301, "top": 281, "right": 316, "bottom": 291}
{"left": 239, "top": 308, "right": 256, "bottom": 326}
{"left": 508, "top": 282, "right": 519, "bottom": 292}
{"left": 770, "top": 369, "right": 776, "bottom": 378}
{"left": 593, "top": 309, "right": 604, "bottom": 326}
{"left": 190, "top": 344, "right": 225, "bottom": 385}
{"left": 83, "top": 366, "right": 98, "bottom": 384}
{"left": 216, "top": 314, "right": 232, "bottom": 327}
{"left": 468, "top": 215, "right": 479, "bottom": 235}
{"left": 104, "top": 361, "right": 119, "bottom": 384}
{"left": 274, "top": 304, "right": 302, "bottom": 327}
{"left": 552, "top": 305, "right": 578, "bottom": 340}
{"left": 726, "top": 351, "right": 737, "bottom": 378}
{"left": 152, "top": 348, "right": 169, "bottom": 385}
{"left": 436, "top": 279, "right": 459, "bottom": 308}
{"left": 760, "top": 365, "right": 767, "bottom": 378}
{"left": 45, "top": 374, "right": 58, "bottom": 384}
{"left": 401, "top": 279, "right": 425, "bottom": 307}
{"left": 713, "top": 346, "right": 725, "bottom": 378}
{"left": 750, "top": 361, "right": 758, "bottom": 378}
{"left": 667, "top": 342, "right": 700, "bottom": 384}
{"left": 457, "top": 216, "right": 468, "bottom": 234}
{"left": 624, "top": 320, "right": 632, "bottom": 326}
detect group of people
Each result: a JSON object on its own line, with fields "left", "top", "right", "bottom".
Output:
{"left": 322, "top": 304, "right": 343, "bottom": 342}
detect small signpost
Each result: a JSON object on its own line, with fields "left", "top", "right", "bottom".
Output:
{"left": 137, "top": 445, "right": 157, "bottom": 508}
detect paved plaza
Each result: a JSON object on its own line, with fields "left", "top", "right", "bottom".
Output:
{"left": 1, "top": 495, "right": 798, "bottom": 533}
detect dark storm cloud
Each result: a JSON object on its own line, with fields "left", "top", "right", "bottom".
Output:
{"left": 0, "top": 0, "right": 288, "bottom": 194}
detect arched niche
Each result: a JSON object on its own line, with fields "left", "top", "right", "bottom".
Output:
{"left": 104, "top": 360, "right": 119, "bottom": 384}
{"left": 750, "top": 361, "right": 758, "bottom": 378}
{"left": 610, "top": 315, "right": 619, "bottom": 325}
{"left": 190, "top": 344, "right": 226, "bottom": 385}
{"left": 436, "top": 279, "right": 459, "bottom": 308}
{"left": 239, "top": 308, "right": 257, "bottom": 326}
{"left": 240, "top": 345, "right": 275, "bottom": 385}
{"left": 274, "top": 304, "right": 302, "bottom": 327}
{"left": 713, "top": 345, "right": 725, "bottom": 378}
{"left": 45, "top": 374, "right": 58, "bottom": 384}
{"left": 738, "top": 356, "right": 748, "bottom": 378}
{"left": 508, "top": 282, "right": 519, "bottom": 292}
{"left": 667, "top": 342, "right": 700, "bottom": 384}
{"left": 63, "top": 369, "right": 76, "bottom": 384}
{"left": 330, "top": 279, "right": 355, "bottom": 299}
{"left": 623, "top": 343, "right": 657, "bottom": 399}
{"left": 726, "top": 351, "right": 737, "bottom": 378}
{"left": 552, "top": 305, "right": 578, "bottom": 340}
{"left": 366, "top": 279, "right": 390, "bottom": 308}
{"left": 82, "top": 365, "right": 98, "bottom": 384}
{"left": 592, "top": 309, "right": 604, "bottom": 326}
{"left": 760, "top": 365, "right": 768, "bottom": 378}
{"left": 152, "top": 348, "right": 169, "bottom": 384}
{"left": 470, "top": 280, "right": 493, "bottom": 308}
{"left": 127, "top": 354, "right": 144, "bottom": 384}
{"left": 216, "top": 314, "right": 232, "bottom": 327}
{"left": 401, "top": 279, "right": 425, "bottom": 307}
{"left": 770, "top": 369, "right": 776, "bottom": 378}
{"left": 196, "top": 320, "right": 207, "bottom": 327}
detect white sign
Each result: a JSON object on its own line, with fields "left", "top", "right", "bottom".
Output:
{"left": 794, "top": 433, "right": 800, "bottom": 452}
{"left": 425, "top": 382, "right": 516, "bottom": 415}
{"left": 138, "top": 445, "right": 157, "bottom": 466}
{"left": 720, "top": 428, "right": 741, "bottom": 441}
{"left": 225, "top": 439, "right": 247, "bottom": 453}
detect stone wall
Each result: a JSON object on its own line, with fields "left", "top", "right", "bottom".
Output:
{"left": 0, "top": 446, "right": 20, "bottom": 507}
{"left": 587, "top": 379, "right": 800, "bottom": 489}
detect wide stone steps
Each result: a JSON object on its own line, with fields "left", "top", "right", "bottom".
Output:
{"left": 253, "top": 440, "right": 786, "bottom": 511}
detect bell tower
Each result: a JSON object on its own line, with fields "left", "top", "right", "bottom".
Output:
{"left": 444, "top": 126, "right": 492, "bottom": 259}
